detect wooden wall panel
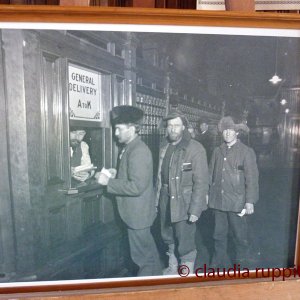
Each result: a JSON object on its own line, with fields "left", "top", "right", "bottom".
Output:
{"left": 1, "top": 29, "right": 35, "bottom": 274}
{"left": 23, "top": 31, "right": 45, "bottom": 204}
{"left": 41, "top": 53, "right": 64, "bottom": 184}
{"left": 82, "top": 196, "right": 101, "bottom": 230}
{"left": 67, "top": 200, "right": 82, "bottom": 240}
{"left": 0, "top": 30, "right": 15, "bottom": 279}
{"left": 49, "top": 205, "right": 67, "bottom": 246}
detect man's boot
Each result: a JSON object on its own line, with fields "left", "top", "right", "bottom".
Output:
{"left": 163, "top": 244, "right": 178, "bottom": 275}
{"left": 180, "top": 249, "right": 197, "bottom": 273}
{"left": 180, "top": 261, "right": 194, "bottom": 273}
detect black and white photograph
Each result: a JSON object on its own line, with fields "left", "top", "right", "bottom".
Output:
{"left": 0, "top": 22, "right": 299, "bottom": 285}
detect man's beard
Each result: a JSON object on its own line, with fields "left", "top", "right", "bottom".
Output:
{"left": 70, "top": 140, "right": 79, "bottom": 147}
{"left": 168, "top": 132, "right": 182, "bottom": 142}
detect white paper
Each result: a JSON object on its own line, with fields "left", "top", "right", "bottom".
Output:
{"left": 73, "top": 164, "right": 95, "bottom": 174}
{"left": 100, "top": 167, "right": 112, "bottom": 178}
{"left": 237, "top": 208, "right": 246, "bottom": 217}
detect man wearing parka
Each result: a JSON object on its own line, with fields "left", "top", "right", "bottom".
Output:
{"left": 156, "top": 110, "right": 209, "bottom": 275}
{"left": 209, "top": 116, "right": 259, "bottom": 268}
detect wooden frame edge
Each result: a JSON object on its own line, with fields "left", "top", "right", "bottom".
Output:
{"left": 0, "top": 5, "right": 299, "bottom": 297}
{"left": 0, "top": 5, "right": 299, "bottom": 29}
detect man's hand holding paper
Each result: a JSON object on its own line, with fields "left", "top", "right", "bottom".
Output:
{"left": 96, "top": 167, "right": 117, "bottom": 185}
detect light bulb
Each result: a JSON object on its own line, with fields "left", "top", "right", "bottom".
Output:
{"left": 280, "top": 99, "right": 287, "bottom": 105}
{"left": 269, "top": 74, "right": 282, "bottom": 84}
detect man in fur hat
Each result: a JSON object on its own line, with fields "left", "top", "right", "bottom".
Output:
{"left": 208, "top": 116, "right": 259, "bottom": 268}
{"left": 156, "top": 109, "right": 209, "bottom": 275}
{"left": 97, "top": 105, "right": 162, "bottom": 277}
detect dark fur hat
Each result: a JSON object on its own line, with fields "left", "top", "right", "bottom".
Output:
{"left": 111, "top": 105, "right": 144, "bottom": 125}
{"left": 218, "top": 116, "right": 249, "bottom": 133}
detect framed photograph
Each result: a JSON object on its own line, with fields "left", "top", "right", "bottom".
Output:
{"left": 0, "top": 5, "right": 299, "bottom": 299}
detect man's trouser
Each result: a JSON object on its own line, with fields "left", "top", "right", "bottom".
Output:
{"left": 127, "top": 226, "right": 162, "bottom": 276}
{"left": 160, "top": 185, "right": 197, "bottom": 263}
{"left": 211, "top": 209, "right": 249, "bottom": 268}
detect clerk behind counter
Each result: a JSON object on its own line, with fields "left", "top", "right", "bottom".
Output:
{"left": 70, "top": 128, "right": 95, "bottom": 182}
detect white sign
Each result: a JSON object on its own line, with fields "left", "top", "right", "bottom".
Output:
{"left": 68, "top": 64, "right": 101, "bottom": 122}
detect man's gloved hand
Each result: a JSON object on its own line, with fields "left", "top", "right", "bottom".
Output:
{"left": 97, "top": 172, "right": 110, "bottom": 186}
{"left": 94, "top": 172, "right": 100, "bottom": 180}
{"left": 188, "top": 214, "right": 199, "bottom": 223}
{"left": 108, "top": 168, "right": 117, "bottom": 179}
{"left": 245, "top": 203, "right": 254, "bottom": 215}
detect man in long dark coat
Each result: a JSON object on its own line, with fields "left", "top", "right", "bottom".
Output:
{"left": 156, "top": 110, "right": 209, "bottom": 275}
{"left": 97, "top": 105, "right": 161, "bottom": 276}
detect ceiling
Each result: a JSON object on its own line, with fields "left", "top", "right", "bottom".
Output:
{"left": 69, "top": 29, "right": 300, "bottom": 124}
{"left": 137, "top": 31, "right": 300, "bottom": 117}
